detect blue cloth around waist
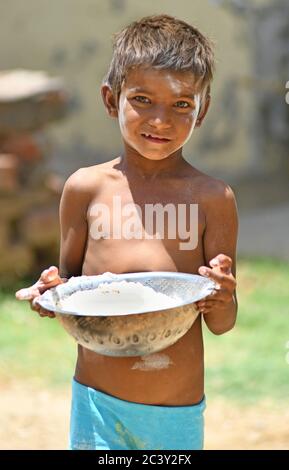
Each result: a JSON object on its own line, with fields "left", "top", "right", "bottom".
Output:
{"left": 70, "top": 378, "right": 206, "bottom": 450}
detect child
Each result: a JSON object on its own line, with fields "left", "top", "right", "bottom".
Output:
{"left": 16, "top": 14, "right": 238, "bottom": 450}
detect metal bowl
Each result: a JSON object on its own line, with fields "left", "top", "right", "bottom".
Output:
{"left": 37, "top": 272, "right": 215, "bottom": 357}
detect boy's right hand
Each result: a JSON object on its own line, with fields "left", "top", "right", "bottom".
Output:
{"left": 15, "top": 266, "right": 66, "bottom": 318}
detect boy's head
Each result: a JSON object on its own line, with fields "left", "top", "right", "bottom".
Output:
{"left": 104, "top": 14, "right": 214, "bottom": 99}
{"left": 102, "top": 15, "right": 215, "bottom": 160}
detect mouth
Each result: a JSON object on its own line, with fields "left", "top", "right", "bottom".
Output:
{"left": 141, "top": 133, "right": 171, "bottom": 144}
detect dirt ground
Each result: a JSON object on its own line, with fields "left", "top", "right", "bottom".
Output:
{"left": 1, "top": 381, "right": 288, "bottom": 450}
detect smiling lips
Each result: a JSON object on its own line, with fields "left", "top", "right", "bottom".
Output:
{"left": 141, "top": 133, "right": 171, "bottom": 143}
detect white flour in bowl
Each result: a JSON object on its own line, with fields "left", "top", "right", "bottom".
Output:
{"left": 61, "top": 280, "right": 181, "bottom": 316}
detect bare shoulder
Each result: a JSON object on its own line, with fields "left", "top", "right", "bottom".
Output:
{"left": 191, "top": 169, "right": 236, "bottom": 206}
{"left": 63, "top": 157, "right": 120, "bottom": 195}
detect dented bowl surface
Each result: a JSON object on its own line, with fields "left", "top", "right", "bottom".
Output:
{"left": 38, "top": 272, "right": 215, "bottom": 357}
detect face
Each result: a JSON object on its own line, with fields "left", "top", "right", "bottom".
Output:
{"left": 103, "top": 67, "right": 209, "bottom": 160}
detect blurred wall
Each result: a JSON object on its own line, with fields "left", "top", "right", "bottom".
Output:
{"left": 1, "top": 0, "right": 289, "bottom": 261}
{"left": 0, "top": 0, "right": 250, "bottom": 178}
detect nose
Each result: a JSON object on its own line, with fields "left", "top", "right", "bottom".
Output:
{"left": 147, "top": 106, "right": 172, "bottom": 129}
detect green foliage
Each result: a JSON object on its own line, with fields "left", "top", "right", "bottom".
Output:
{"left": 204, "top": 258, "right": 289, "bottom": 403}
{"left": 0, "top": 292, "right": 76, "bottom": 386}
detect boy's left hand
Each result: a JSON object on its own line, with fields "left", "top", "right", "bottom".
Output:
{"left": 194, "top": 254, "right": 236, "bottom": 315}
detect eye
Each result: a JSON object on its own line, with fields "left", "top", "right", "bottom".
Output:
{"left": 174, "top": 101, "right": 190, "bottom": 109}
{"left": 133, "top": 96, "right": 151, "bottom": 104}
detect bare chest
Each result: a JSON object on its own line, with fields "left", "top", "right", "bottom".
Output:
{"left": 83, "top": 178, "right": 206, "bottom": 275}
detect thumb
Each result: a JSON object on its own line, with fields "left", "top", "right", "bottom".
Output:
{"left": 15, "top": 286, "right": 40, "bottom": 301}
{"left": 209, "top": 255, "right": 232, "bottom": 274}
{"left": 40, "top": 266, "right": 60, "bottom": 283}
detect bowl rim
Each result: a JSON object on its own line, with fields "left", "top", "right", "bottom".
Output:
{"left": 37, "top": 271, "right": 216, "bottom": 317}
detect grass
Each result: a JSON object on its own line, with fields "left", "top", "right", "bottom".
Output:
{"left": 0, "top": 290, "right": 76, "bottom": 387}
{"left": 204, "top": 258, "right": 289, "bottom": 403}
{"left": 0, "top": 258, "right": 289, "bottom": 403}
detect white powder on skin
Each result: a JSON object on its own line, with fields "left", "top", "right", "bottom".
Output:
{"left": 132, "top": 354, "right": 174, "bottom": 371}
{"left": 61, "top": 280, "right": 181, "bottom": 316}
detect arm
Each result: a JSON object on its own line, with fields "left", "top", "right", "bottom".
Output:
{"left": 196, "top": 182, "right": 238, "bottom": 335}
{"left": 15, "top": 168, "right": 91, "bottom": 317}
{"left": 59, "top": 168, "right": 90, "bottom": 279}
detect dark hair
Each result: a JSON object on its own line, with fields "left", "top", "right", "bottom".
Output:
{"left": 104, "top": 14, "right": 215, "bottom": 97}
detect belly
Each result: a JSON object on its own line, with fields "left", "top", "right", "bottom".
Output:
{"left": 74, "top": 317, "right": 204, "bottom": 406}
{"left": 78, "top": 236, "right": 205, "bottom": 405}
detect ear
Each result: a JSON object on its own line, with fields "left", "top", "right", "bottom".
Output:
{"left": 101, "top": 85, "right": 118, "bottom": 118}
{"left": 195, "top": 93, "right": 211, "bottom": 128}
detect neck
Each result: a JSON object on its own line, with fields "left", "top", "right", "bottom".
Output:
{"left": 120, "top": 145, "right": 186, "bottom": 180}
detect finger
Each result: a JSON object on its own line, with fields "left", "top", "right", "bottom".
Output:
{"left": 198, "top": 266, "right": 230, "bottom": 286}
{"left": 32, "top": 297, "right": 40, "bottom": 309}
{"left": 38, "top": 308, "right": 48, "bottom": 317}
{"left": 37, "top": 273, "right": 64, "bottom": 295}
{"left": 209, "top": 255, "right": 232, "bottom": 274}
{"left": 201, "top": 289, "right": 233, "bottom": 302}
{"left": 16, "top": 267, "right": 60, "bottom": 300}
{"left": 200, "top": 285, "right": 227, "bottom": 299}
{"left": 196, "top": 298, "right": 222, "bottom": 307}
{"left": 16, "top": 268, "right": 64, "bottom": 306}
{"left": 194, "top": 300, "right": 221, "bottom": 314}
{"left": 196, "top": 299, "right": 224, "bottom": 310}
{"left": 38, "top": 307, "right": 54, "bottom": 317}
{"left": 32, "top": 296, "right": 53, "bottom": 313}
{"left": 16, "top": 286, "right": 40, "bottom": 301}
{"left": 199, "top": 304, "right": 222, "bottom": 315}
{"left": 30, "top": 300, "right": 41, "bottom": 313}
{"left": 44, "top": 309, "right": 54, "bottom": 316}
{"left": 39, "top": 266, "right": 60, "bottom": 283}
